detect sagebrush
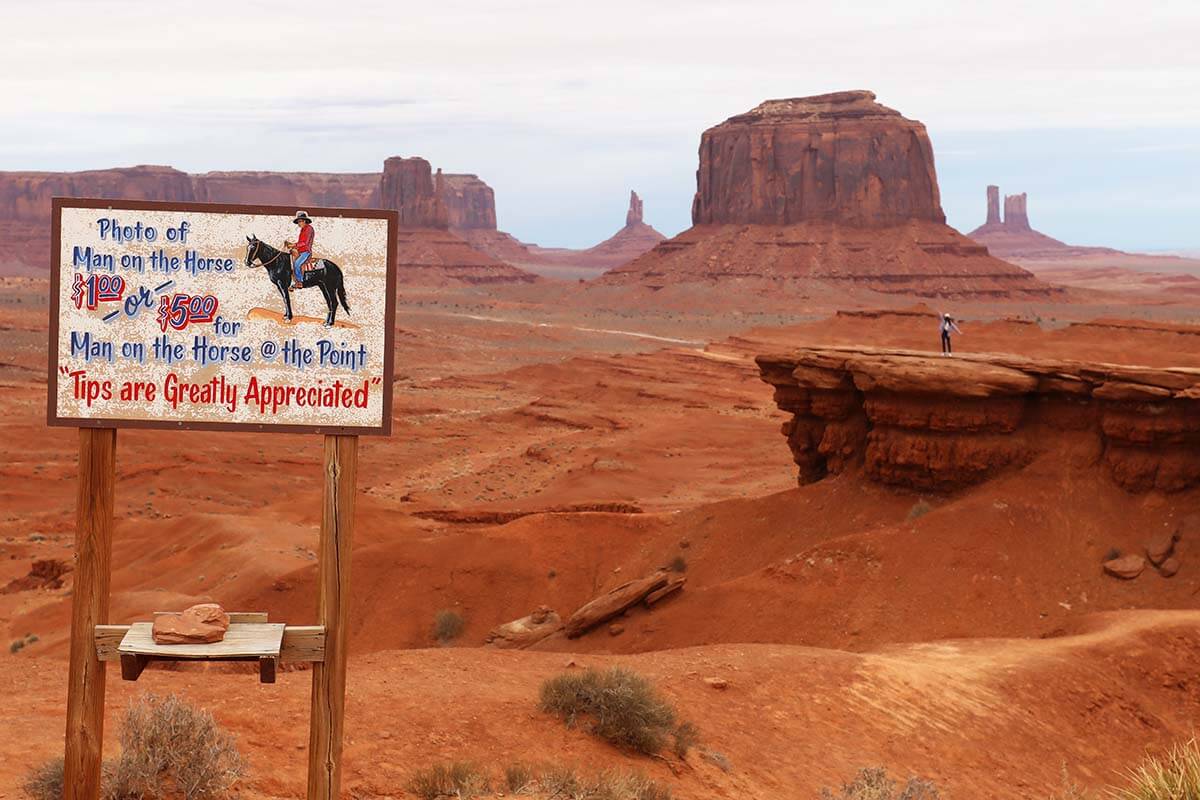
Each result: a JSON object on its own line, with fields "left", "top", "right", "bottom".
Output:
{"left": 107, "top": 693, "right": 244, "bottom": 800}
{"left": 819, "top": 767, "right": 940, "bottom": 800}
{"left": 407, "top": 761, "right": 488, "bottom": 800}
{"left": 434, "top": 608, "right": 466, "bottom": 643}
{"left": 540, "top": 667, "right": 679, "bottom": 754}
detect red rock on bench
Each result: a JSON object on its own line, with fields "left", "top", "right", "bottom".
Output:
{"left": 152, "top": 603, "right": 231, "bottom": 644}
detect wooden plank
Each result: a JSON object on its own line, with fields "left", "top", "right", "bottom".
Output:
{"left": 97, "top": 624, "right": 325, "bottom": 663}
{"left": 95, "top": 624, "right": 128, "bottom": 661}
{"left": 118, "top": 623, "right": 284, "bottom": 658}
{"left": 308, "top": 435, "right": 357, "bottom": 800}
{"left": 64, "top": 427, "right": 115, "bottom": 800}
{"left": 282, "top": 626, "right": 326, "bottom": 663}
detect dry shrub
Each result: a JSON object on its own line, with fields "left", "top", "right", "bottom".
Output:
{"left": 672, "top": 721, "right": 700, "bottom": 758}
{"left": 537, "top": 766, "right": 671, "bottom": 800}
{"left": 1112, "top": 737, "right": 1200, "bottom": 799}
{"left": 406, "top": 761, "right": 488, "bottom": 799}
{"left": 22, "top": 757, "right": 64, "bottom": 800}
{"left": 433, "top": 609, "right": 466, "bottom": 643}
{"left": 540, "top": 667, "right": 677, "bottom": 755}
{"left": 820, "top": 767, "right": 940, "bottom": 800}
{"left": 107, "top": 693, "right": 243, "bottom": 800}
{"left": 504, "top": 762, "right": 536, "bottom": 793}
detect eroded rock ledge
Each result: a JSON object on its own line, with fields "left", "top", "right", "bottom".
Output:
{"left": 756, "top": 347, "right": 1200, "bottom": 492}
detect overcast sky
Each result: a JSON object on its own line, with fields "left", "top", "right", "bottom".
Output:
{"left": 4, "top": 0, "right": 1198, "bottom": 249}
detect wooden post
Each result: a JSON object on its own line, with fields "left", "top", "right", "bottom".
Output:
{"left": 64, "top": 428, "right": 116, "bottom": 800}
{"left": 307, "top": 435, "right": 357, "bottom": 799}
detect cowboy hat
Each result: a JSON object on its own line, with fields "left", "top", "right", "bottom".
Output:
{"left": 293, "top": 210, "right": 313, "bottom": 224}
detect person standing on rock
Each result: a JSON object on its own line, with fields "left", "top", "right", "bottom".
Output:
{"left": 940, "top": 313, "right": 963, "bottom": 356}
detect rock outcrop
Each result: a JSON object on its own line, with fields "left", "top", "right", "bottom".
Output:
{"left": 441, "top": 173, "right": 497, "bottom": 230}
{"left": 564, "top": 571, "right": 670, "bottom": 638}
{"left": 457, "top": 187, "right": 667, "bottom": 277}
{"left": 380, "top": 157, "right": 448, "bottom": 228}
{"left": 598, "top": 91, "right": 1050, "bottom": 297}
{"left": 484, "top": 605, "right": 562, "bottom": 648}
{"left": 985, "top": 185, "right": 1001, "bottom": 226}
{"left": 967, "top": 185, "right": 1121, "bottom": 260}
{"left": 757, "top": 346, "right": 1200, "bottom": 493}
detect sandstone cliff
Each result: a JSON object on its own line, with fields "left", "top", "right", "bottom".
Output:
{"left": 757, "top": 346, "right": 1200, "bottom": 493}
{"left": 441, "top": 173, "right": 497, "bottom": 230}
{"left": 598, "top": 91, "right": 1050, "bottom": 297}
{"left": 379, "top": 157, "right": 448, "bottom": 228}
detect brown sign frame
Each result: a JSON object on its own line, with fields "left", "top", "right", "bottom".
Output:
{"left": 47, "top": 197, "right": 398, "bottom": 435}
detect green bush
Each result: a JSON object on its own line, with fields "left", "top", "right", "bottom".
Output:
{"left": 540, "top": 667, "right": 678, "bottom": 755}
{"left": 433, "top": 609, "right": 466, "bottom": 643}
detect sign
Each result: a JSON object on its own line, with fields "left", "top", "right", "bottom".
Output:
{"left": 48, "top": 199, "right": 397, "bottom": 434}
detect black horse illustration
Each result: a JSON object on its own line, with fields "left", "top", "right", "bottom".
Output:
{"left": 244, "top": 236, "right": 350, "bottom": 326}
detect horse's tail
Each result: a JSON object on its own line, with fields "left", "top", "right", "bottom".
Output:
{"left": 335, "top": 269, "right": 350, "bottom": 314}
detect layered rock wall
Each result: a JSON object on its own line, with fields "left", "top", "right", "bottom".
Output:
{"left": 442, "top": 173, "right": 497, "bottom": 230}
{"left": 691, "top": 91, "right": 945, "bottom": 227}
{"left": 379, "top": 157, "right": 448, "bottom": 228}
{"left": 757, "top": 346, "right": 1200, "bottom": 493}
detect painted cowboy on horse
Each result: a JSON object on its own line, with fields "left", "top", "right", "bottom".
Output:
{"left": 284, "top": 210, "right": 316, "bottom": 289}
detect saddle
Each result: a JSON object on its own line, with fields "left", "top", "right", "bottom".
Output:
{"left": 294, "top": 259, "right": 327, "bottom": 289}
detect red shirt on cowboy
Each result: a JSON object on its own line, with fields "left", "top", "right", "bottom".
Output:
{"left": 295, "top": 223, "right": 314, "bottom": 254}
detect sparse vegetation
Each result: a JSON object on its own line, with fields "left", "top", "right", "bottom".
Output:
{"left": 107, "top": 693, "right": 244, "bottom": 800}
{"left": 672, "top": 721, "right": 700, "bottom": 758}
{"left": 906, "top": 500, "right": 934, "bottom": 522}
{"left": 504, "top": 762, "right": 536, "bottom": 793}
{"left": 22, "top": 757, "right": 64, "bottom": 800}
{"left": 535, "top": 766, "right": 670, "bottom": 800}
{"left": 433, "top": 608, "right": 466, "bottom": 643}
{"left": 667, "top": 555, "right": 687, "bottom": 573}
{"left": 1111, "top": 737, "right": 1200, "bottom": 800}
{"left": 701, "top": 749, "right": 733, "bottom": 773}
{"left": 819, "top": 767, "right": 940, "bottom": 800}
{"left": 407, "top": 761, "right": 488, "bottom": 800}
{"left": 540, "top": 667, "right": 680, "bottom": 755}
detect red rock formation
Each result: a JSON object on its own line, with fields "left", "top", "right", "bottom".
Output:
{"left": 459, "top": 188, "right": 666, "bottom": 278}
{"left": 441, "top": 173, "right": 497, "bottom": 230}
{"left": 379, "top": 157, "right": 448, "bottom": 228}
{"left": 692, "top": 91, "right": 945, "bottom": 227}
{"left": 757, "top": 346, "right": 1200, "bottom": 493}
{"left": 967, "top": 185, "right": 1120, "bottom": 260}
{"left": 193, "top": 171, "right": 379, "bottom": 208}
{"left": 1003, "top": 193, "right": 1031, "bottom": 231}
{"left": 986, "top": 185, "right": 1001, "bottom": 226}
{"left": 626, "top": 190, "right": 645, "bottom": 226}
{"left": 599, "top": 91, "right": 1050, "bottom": 297}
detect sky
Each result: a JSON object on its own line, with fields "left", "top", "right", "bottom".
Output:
{"left": 3, "top": 0, "right": 1199, "bottom": 250}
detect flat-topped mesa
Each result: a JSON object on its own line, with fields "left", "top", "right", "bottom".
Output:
{"left": 597, "top": 91, "right": 1051, "bottom": 298}
{"left": 626, "top": 190, "right": 644, "bottom": 226}
{"left": 756, "top": 346, "right": 1200, "bottom": 493}
{"left": 380, "top": 157, "right": 448, "bottom": 228}
{"left": 692, "top": 90, "right": 945, "bottom": 227}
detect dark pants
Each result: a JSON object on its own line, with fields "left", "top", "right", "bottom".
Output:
{"left": 941, "top": 331, "right": 951, "bottom": 354}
